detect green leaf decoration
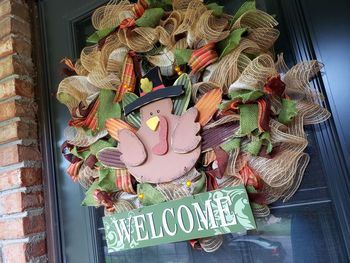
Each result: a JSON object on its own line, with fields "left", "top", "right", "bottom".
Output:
{"left": 217, "top": 28, "right": 247, "bottom": 59}
{"left": 172, "top": 73, "right": 192, "bottom": 115}
{"left": 221, "top": 137, "right": 241, "bottom": 152}
{"left": 98, "top": 168, "right": 118, "bottom": 192}
{"left": 122, "top": 92, "right": 141, "bottom": 128}
{"left": 82, "top": 181, "right": 100, "bottom": 207}
{"left": 206, "top": 3, "right": 224, "bottom": 16}
{"left": 146, "top": 0, "right": 172, "bottom": 9}
{"left": 135, "top": 8, "right": 164, "bottom": 28}
{"left": 278, "top": 99, "right": 297, "bottom": 124}
{"left": 173, "top": 49, "right": 194, "bottom": 65}
{"left": 239, "top": 104, "right": 259, "bottom": 135}
{"left": 137, "top": 183, "right": 166, "bottom": 206}
{"left": 90, "top": 140, "right": 115, "bottom": 155}
{"left": 232, "top": 1, "right": 256, "bottom": 24}
{"left": 87, "top": 27, "right": 115, "bottom": 44}
{"left": 229, "top": 89, "right": 264, "bottom": 102}
{"left": 97, "top": 89, "right": 121, "bottom": 130}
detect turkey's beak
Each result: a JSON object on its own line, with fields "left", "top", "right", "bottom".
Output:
{"left": 146, "top": 116, "right": 160, "bottom": 131}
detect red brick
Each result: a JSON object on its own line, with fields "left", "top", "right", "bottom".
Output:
{"left": 0, "top": 214, "right": 45, "bottom": 239}
{"left": 0, "top": 191, "right": 44, "bottom": 215}
{"left": 2, "top": 239, "right": 46, "bottom": 263}
{"left": 0, "top": 145, "right": 41, "bottom": 166}
{"left": 0, "top": 16, "right": 31, "bottom": 40}
{"left": 0, "top": 54, "right": 33, "bottom": 80}
{"left": 0, "top": 78, "right": 34, "bottom": 100}
{"left": 0, "top": 34, "right": 31, "bottom": 59}
{"left": 0, "top": 100, "right": 36, "bottom": 122}
{"left": 0, "top": 168, "right": 42, "bottom": 191}
{"left": 0, "top": 1, "right": 30, "bottom": 22}
{"left": 0, "top": 121, "right": 37, "bottom": 143}
{"left": 23, "top": 214, "right": 46, "bottom": 235}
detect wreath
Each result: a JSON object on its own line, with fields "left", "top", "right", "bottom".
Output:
{"left": 58, "top": 0, "right": 330, "bottom": 252}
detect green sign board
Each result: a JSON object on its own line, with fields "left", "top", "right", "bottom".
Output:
{"left": 103, "top": 185, "right": 256, "bottom": 252}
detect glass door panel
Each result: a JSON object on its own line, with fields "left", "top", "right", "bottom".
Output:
{"left": 40, "top": 0, "right": 349, "bottom": 262}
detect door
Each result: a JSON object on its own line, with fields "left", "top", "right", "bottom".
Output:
{"left": 38, "top": 0, "right": 350, "bottom": 262}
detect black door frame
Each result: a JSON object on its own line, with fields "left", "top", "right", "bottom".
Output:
{"left": 36, "top": 0, "right": 350, "bottom": 262}
{"left": 36, "top": 0, "right": 109, "bottom": 262}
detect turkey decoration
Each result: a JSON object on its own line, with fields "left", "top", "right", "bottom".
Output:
{"left": 109, "top": 67, "right": 202, "bottom": 183}
{"left": 57, "top": 0, "right": 330, "bottom": 252}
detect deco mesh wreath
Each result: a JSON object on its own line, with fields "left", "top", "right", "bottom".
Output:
{"left": 58, "top": 0, "right": 330, "bottom": 252}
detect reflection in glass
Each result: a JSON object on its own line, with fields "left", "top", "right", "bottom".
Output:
{"left": 100, "top": 202, "right": 346, "bottom": 263}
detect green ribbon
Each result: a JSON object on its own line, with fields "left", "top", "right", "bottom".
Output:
{"left": 220, "top": 137, "right": 241, "bottom": 153}
{"left": 87, "top": 27, "right": 115, "bottom": 44}
{"left": 90, "top": 140, "right": 115, "bottom": 155}
{"left": 146, "top": 0, "right": 172, "bottom": 9}
{"left": 239, "top": 104, "right": 259, "bottom": 135}
{"left": 206, "top": 3, "right": 224, "bottom": 16}
{"left": 173, "top": 49, "right": 194, "bottom": 65}
{"left": 229, "top": 89, "right": 264, "bottom": 102}
{"left": 192, "top": 172, "right": 207, "bottom": 194}
{"left": 137, "top": 183, "right": 166, "bottom": 206}
{"left": 82, "top": 181, "right": 100, "bottom": 207}
{"left": 71, "top": 146, "right": 90, "bottom": 160}
{"left": 172, "top": 73, "right": 192, "bottom": 115}
{"left": 98, "top": 168, "right": 118, "bottom": 192}
{"left": 245, "top": 132, "right": 273, "bottom": 156}
{"left": 217, "top": 28, "right": 247, "bottom": 59}
{"left": 97, "top": 89, "right": 121, "bottom": 130}
{"left": 136, "top": 8, "right": 164, "bottom": 28}
{"left": 122, "top": 92, "right": 141, "bottom": 128}
{"left": 231, "top": 1, "right": 256, "bottom": 25}
{"left": 278, "top": 98, "right": 297, "bottom": 124}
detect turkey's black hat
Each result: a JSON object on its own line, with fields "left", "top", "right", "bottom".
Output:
{"left": 124, "top": 67, "right": 184, "bottom": 116}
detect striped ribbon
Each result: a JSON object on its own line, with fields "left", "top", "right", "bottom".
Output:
{"left": 257, "top": 98, "right": 270, "bottom": 132}
{"left": 133, "top": 0, "right": 148, "bottom": 17}
{"left": 66, "top": 160, "right": 83, "bottom": 182}
{"left": 93, "top": 189, "right": 115, "bottom": 211}
{"left": 114, "top": 54, "right": 136, "bottom": 102}
{"left": 119, "top": 0, "right": 148, "bottom": 29}
{"left": 120, "top": 17, "right": 136, "bottom": 29}
{"left": 115, "top": 169, "right": 136, "bottom": 194}
{"left": 188, "top": 43, "right": 218, "bottom": 74}
{"left": 69, "top": 99, "right": 99, "bottom": 131}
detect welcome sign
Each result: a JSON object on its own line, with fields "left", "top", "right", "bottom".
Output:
{"left": 103, "top": 185, "right": 255, "bottom": 252}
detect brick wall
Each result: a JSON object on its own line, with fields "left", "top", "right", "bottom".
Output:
{"left": 0, "top": 0, "right": 47, "bottom": 262}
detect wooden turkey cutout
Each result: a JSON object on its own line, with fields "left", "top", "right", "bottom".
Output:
{"left": 118, "top": 98, "right": 201, "bottom": 183}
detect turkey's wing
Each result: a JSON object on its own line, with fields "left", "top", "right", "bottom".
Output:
{"left": 118, "top": 129, "right": 147, "bottom": 167}
{"left": 171, "top": 107, "right": 201, "bottom": 153}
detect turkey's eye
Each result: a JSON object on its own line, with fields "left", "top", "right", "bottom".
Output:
{"left": 157, "top": 110, "right": 160, "bottom": 113}
{"left": 150, "top": 112, "right": 153, "bottom": 116}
